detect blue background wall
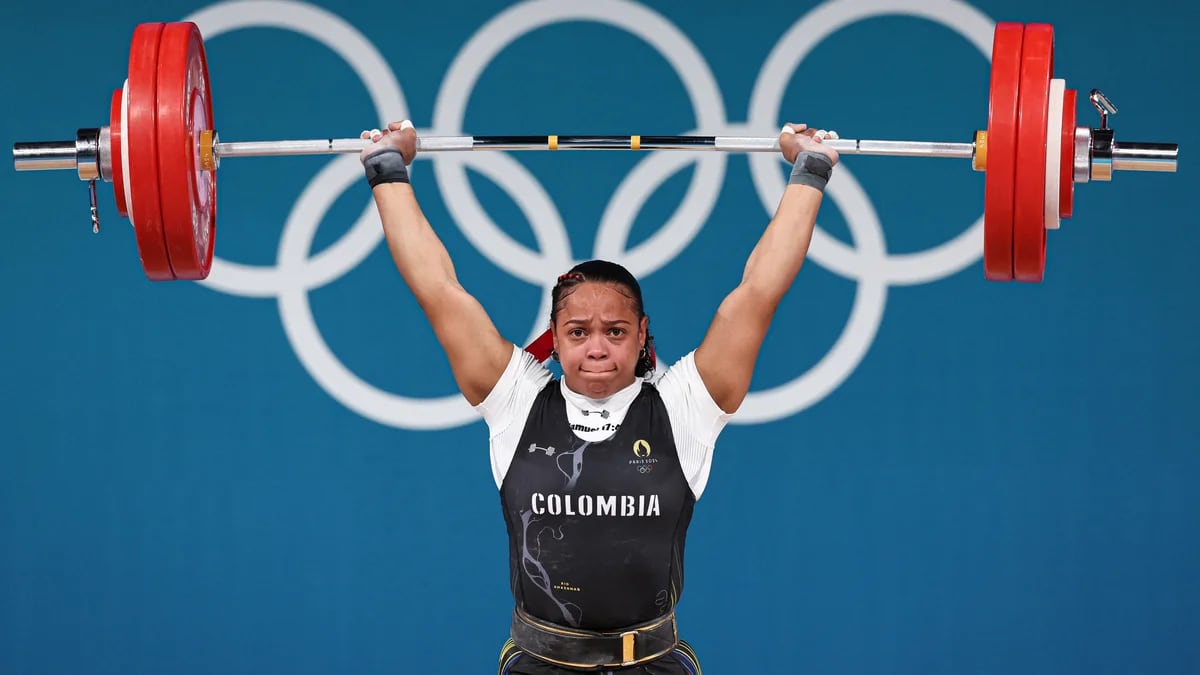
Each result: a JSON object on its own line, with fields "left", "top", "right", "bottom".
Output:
{"left": 2, "top": 0, "right": 1196, "bottom": 674}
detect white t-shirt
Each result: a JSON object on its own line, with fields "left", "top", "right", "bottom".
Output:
{"left": 474, "top": 345, "right": 733, "bottom": 500}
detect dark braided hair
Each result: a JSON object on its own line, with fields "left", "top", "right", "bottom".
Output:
{"left": 550, "top": 260, "right": 655, "bottom": 377}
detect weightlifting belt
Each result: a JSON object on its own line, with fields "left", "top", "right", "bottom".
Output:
{"left": 511, "top": 606, "right": 679, "bottom": 670}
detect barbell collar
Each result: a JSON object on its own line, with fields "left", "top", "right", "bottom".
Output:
{"left": 1091, "top": 128, "right": 1115, "bottom": 181}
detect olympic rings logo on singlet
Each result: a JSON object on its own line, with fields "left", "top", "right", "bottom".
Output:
{"left": 185, "top": 0, "right": 998, "bottom": 431}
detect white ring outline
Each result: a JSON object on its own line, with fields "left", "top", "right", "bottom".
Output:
{"left": 430, "top": 0, "right": 729, "bottom": 284}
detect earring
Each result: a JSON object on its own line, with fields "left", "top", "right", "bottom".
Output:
{"left": 550, "top": 349, "right": 559, "bottom": 362}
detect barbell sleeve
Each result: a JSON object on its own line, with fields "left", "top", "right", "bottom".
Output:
{"left": 13, "top": 140, "right": 78, "bottom": 171}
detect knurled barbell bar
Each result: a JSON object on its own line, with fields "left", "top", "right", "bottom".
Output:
{"left": 11, "top": 20, "right": 1179, "bottom": 284}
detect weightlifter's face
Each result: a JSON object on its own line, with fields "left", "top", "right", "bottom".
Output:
{"left": 552, "top": 282, "right": 647, "bottom": 399}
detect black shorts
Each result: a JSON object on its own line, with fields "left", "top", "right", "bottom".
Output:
{"left": 497, "top": 638, "right": 702, "bottom": 675}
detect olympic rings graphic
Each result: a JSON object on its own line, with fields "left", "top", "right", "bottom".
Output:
{"left": 186, "top": 0, "right": 997, "bottom": 430}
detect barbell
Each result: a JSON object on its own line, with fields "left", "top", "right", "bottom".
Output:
{"left": 11, "top": 20, "right": 1179, "bottom": 284}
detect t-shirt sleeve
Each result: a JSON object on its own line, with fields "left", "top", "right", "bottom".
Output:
{"left": 473, "top": 344, "right": 553, "bottom": 489}
{"left": 652, "top": 350, "right": 734, "bottom": 500}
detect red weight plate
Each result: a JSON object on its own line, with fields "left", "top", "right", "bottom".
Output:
{"left": 126, "top": 22, "right": 174, "bottom": 281}
{"left": 156, "top": 21, "right": 217, "bottom": 281}
{"left": 1060, "top": 87, "right": 1076, "bottom": 219}
{"left": 983, "top": 22, "right": 1024, "bottom": 282}
{"left": 1013, "top": 23, "right": 1054, "bottom": 283}
{"left": 109, "top": 88, "right": 128, "bottom": 218}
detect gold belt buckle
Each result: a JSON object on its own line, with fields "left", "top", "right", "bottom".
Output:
{"left": 620, "top": 630, "right": 638, "bottom": 666}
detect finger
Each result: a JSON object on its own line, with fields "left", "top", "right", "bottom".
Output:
{"left": 398, "top": 120, "right": 417, "bottom": 143}
{"left": 778, "top": 126, "right": 800, "bottom": 163}
{"left": 395, "top": 120, "right": 419, "bottom": 164}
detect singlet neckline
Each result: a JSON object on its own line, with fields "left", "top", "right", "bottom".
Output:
{"left": 558, "top": 376, "right": 645, "bottom": 440}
